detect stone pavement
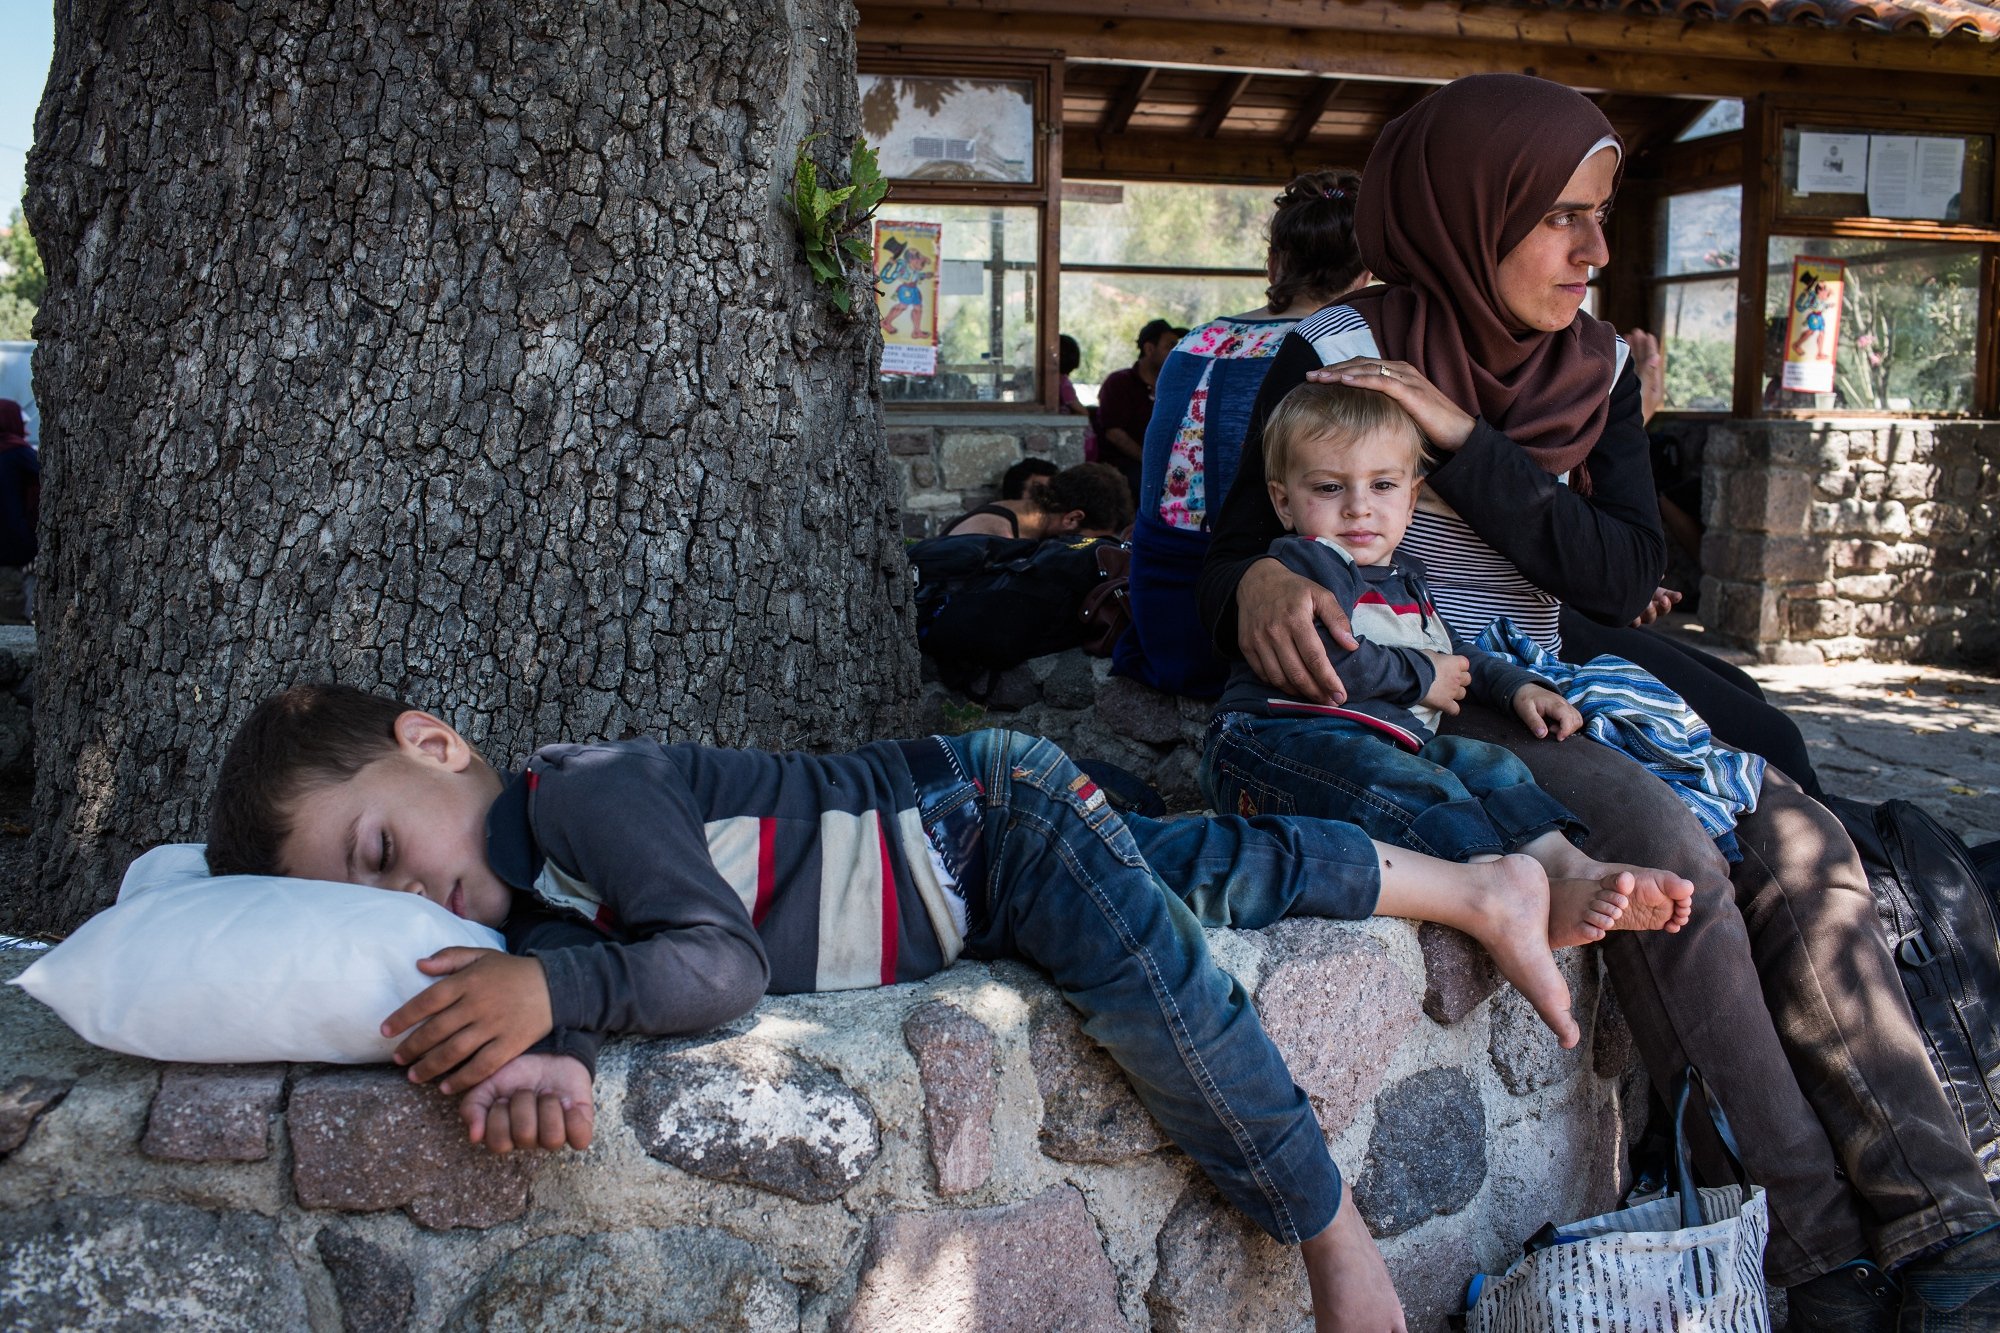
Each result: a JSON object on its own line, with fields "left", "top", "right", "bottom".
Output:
{"left": 1663, "top": 618, "right": 2000, "bottom": 845}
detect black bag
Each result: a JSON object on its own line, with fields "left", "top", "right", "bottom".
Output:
{"left": 909, "top": 535, "right": 1129, "bottom": 674}
{"left": 1827, "top": 796, "right": 2000, "bottom": 1196}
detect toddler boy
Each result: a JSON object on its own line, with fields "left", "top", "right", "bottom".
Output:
{"left": 209, "top": 683, "right": 1601, "bottom": 1330}
{"left": 1208, "top": 381, "right": 1693, "bottom": 943}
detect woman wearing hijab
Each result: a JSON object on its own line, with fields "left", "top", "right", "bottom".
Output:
{"left": 1198, "top": 75, "right": 2000, "bottom": 1329}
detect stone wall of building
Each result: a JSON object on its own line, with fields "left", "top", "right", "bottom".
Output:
{"left": 886, "top": 413, "right": 1090, "bottom": 539}
{"left": 1699, "top": 420, "right": 2000, "bottom": 664}
{"left": 2, "top": 924, "right": 1642, "bottom": 1332}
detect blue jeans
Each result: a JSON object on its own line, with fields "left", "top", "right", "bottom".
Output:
{"left": 928, "top": 730, "right": 1380, "bottom": 1244}
{"left": 1199, "top": 712, "right": 1584, "bottom": 862}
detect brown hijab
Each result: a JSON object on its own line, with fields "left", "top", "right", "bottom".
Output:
{"left": 1349, "top": 75, "right": 1624, "bottom": 479}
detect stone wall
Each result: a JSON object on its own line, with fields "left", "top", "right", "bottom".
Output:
{"left": 1699, "top": 419, "right": 2000, "bottom": 665}
{"left": 886, "top": 413, "right": 1090, "bottom": 539}
{"left": 1, "top": 923, "right": 1642, "bottom": 1332}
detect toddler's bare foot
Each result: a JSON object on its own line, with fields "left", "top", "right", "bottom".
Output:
{"left": 1533, "top": 840, "right": 1694, "bottom": 934}
{"left": 1548, "top": 874, "right": 1628, "bottom": 949}
{"left": 1466, "top": 854, "right": 1580, "bottom": 1049}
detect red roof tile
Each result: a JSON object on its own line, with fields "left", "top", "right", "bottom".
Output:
{"left": 1517, "top": 0, "right": 2000, "bottom": 40}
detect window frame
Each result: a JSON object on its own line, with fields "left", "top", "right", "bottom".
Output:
{"left": 1735, "top": 96, "right": 2000, "bottom": 419}
{"left": 858, "top": 47, "right": 1065, "bottom": 413}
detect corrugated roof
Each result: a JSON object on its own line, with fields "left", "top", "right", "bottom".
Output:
{"left": 1519, "top": 0, "right": 2000, "bottom": 41}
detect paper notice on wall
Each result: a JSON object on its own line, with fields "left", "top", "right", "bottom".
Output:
{"left": 1797, "top": 132, "right": 1866, "bottom": 194}
{"left": 1780, "top": 256, "right": 1845, "bottom": 394}
{"left": 1867, "top": 135, "right": 1964, "bottom": 221}
{"left": 940, "top": 260, "right": 985, "bottom": 297}
{"left": 874, "top": 220, "right": 942, "bottom": 377}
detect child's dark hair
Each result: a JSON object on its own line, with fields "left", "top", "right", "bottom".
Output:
{"left": 205, "top": 683, "right": 415, "bottom": 877}
{"left": 1058, "top": 333, "right": 1081, "bottom": 377}
{"left": 1001, "top": 456, "right": 1059, "bottom": 501}
{"left": 1040, "top": 462, "right": 1135, "bottom": 533}
{"left": 1266, "top": 170, "right": 1365, "bottom": 313}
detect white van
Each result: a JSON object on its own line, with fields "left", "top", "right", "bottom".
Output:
{"left": 0, "top": 343, "right": 35, "bottom": 444}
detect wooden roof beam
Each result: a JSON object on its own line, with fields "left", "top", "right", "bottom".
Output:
{"left": 1194, "top": 72, "right": 1255, "bottom": 138}
{"left": 1100, "top": 66, "right": 1157, "bottom": 135}
{"left": 1065, "top": 129, "right": 1374, "bottom": 183}
{"left": 862, "top": 0, "right": 2000, "bottom": 79}
{"left": 1284, "top": 76, "right": 1342, "bottom": 149}
{"left": 855, "top": 10, "right": 2000, "bottom": 103}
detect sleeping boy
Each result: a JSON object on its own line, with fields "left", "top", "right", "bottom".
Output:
{"left": 1207, "top": 381, "right": 1695, "bottom": 942}
{"left": 206, "top": 683, "right": 1625, "bottom": 1330}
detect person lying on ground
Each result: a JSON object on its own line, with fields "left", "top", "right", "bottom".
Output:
{"left": 1210, "top": 380, "right": 1694, "bottom": 941}
{"left": 205, "top": 682, "right": 1622, "bottom": 1333}
{"left": 940, "top": 461, "right": 1132, "bottom": 540}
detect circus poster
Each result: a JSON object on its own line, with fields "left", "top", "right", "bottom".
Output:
{"left": 873, "top": 220, "right": 942, "bottom": 377}
{"left": 1781, "top": 256, "right": 1846, "bottom": 394}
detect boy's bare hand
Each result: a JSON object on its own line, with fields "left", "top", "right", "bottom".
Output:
{"left": 1418, "top": 652, "right": 1470, "bottom": 715}
{"left": 458, "top": 1053, "right": 595, "bottom": 1154}
{"left": 382, "top": 948, "right": 552, "bottom": 1093}
{"left": 1513, "top": 684, "right": 1584, "bottom": 740}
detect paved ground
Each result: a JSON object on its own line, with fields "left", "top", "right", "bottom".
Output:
{"left": 1663, "top": 617, "right": 2000, "bottom": 847}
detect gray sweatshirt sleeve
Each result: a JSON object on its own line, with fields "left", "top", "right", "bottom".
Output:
{"left": 521, "top": 746, "right": 772, "bottom": 1040}
{"left": 1272, "top": 536, "right": 1435, "bottom": 708}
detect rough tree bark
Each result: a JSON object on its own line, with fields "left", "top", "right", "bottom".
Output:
{"left": 10, "top": 0, "right": 916, "bottom": 934}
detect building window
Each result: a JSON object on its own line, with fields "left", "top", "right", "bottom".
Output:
{"left": 875, "top": 204, "right": 1041, "bottom": 405}
{"left": 1058, "top": 181, "right": 1270, "bottom": 397}
{"left": 1761, "top": 236, "right": 1981, "bottom": 413}
{"left": 859, "top": 75, "right": 1038, "bottom": 185}
{"left": 1677, "top": 101, "right": 1744, "bottom": 142}
{"left": 1648, "top": 186, "right": 1741, "bottom": 412}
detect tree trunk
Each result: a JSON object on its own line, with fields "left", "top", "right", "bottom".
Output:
{"left": 11, "top": 0, "right": 914, "bottom": 935}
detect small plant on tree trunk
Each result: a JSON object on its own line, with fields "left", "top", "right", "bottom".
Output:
{"left": 789, "top": 135, "right": 887, "bottom": 313}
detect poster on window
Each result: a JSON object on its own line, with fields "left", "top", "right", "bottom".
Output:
{"left": 873, "top": 220, "right": 942, "bottom": 376}
{"left": 1781, "top": 257, "right": 1845, "bottom": 394}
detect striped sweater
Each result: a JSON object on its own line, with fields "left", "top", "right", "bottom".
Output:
{"left": 487, "top": 738, "right": 964, "bottom": 1067}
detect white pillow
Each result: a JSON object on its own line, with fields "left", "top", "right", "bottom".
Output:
{"left": 11, "top": 843, "right": 505, "bottom": 1064}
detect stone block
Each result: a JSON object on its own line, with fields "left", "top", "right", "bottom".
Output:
{"left": 143, "top": 1064, "right": 287, "bottom": 1162}
{"left": 1591, "top": 975, "right": 1637, "bottom": 1080}
{"left": 1488, "top": 950, "right": 1593, "bottom": 1096}
{"left": 289, "top": 1067, "right": 535, "bottom": 1229}
{"left": 1726, "top": 468, "right": 1811, "bottom": 535}
{"left": 1833, "top": 573, "right": 1899, "bottom": 601}
{"left": 885, "top": 427, "right": 934, "bottom": 457}
{"left": 840, "top": 1185, "right": 1124, "bottom": 1332}
{"left": 316, "top": 1228, "right": 415, "bottom": 1333}
{"left": 936, "top": 431, "right": 1023, "bottom": 490}
{"left": 1419, "top": 922, "right": 1502, "bottom": 1025}
{"left": 446, "top": 1227, "right": 799, "bottom": 1332}
{"left": 0, "top": 1197, "right": 308, "bottom": 1329}
{"left": 1702, "top": 427, "right": 1742, "bottom": 469}
{"left": 1095, "top": 675, "right": 1184, "bottom": 745}
{"left": 1353, "top": 1068, "right": 1486, "bottom": 1237}
{"left": 1853, "top": 601, "right": 1914, "bottom": 638}
{"left": 1888, "top": 463, "right": 1941, "bottom": 501}
{"left": 625, "top": 1036, "right": 881, "bottom": 1204}
{"left": 1030, "top": 997, "right": 1166, "bottom": 1163}
{"left": 0, "top": 1074, "right": 70, "bottom": 1155}
{"left": 1147, "top": 1180, "right": 1310, "bottom": 1333}
{"left": 1813, "top": 470, "right": 1856, "bottom": 501}
{"left": 902, "top": 1001, "right": 995, "bottom": 1196}
{"left": 1762, "top": 639, "right": 1827, "bottom": 665}
{"left": 1856, "top": 471, "right": 1888, "bottom": 502}
{"left": 0, "top": 624, "right": 36, "bottom": 690}
{"left": 1258, "top": 922, "right": 1421, "bottom": 1137}
{"left": 983, "top": 666, "right": 1040, "bottom": 712}
{"left": 1040, "top": 650, "right": 1098, "bottom": 710}
{"left": 1788, "top": 598, "right": 1854, "bottom": 638}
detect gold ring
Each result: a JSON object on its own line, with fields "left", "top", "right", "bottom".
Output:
{"left": 1379, "top": 365, "right": 1397, "bottom": 380}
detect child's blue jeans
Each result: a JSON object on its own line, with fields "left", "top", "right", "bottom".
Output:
{"left": 928, "top": 730, "right": 1380, "bottom": 1245}
{"left": 1198, "top": 712, "right": 1585, "bottom": 862}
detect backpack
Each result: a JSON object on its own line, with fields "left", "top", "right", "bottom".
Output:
{"left": 907, "top": 534, "right": 1130, "bottom": 674}
{"left": 1827, "top": 796, "right": 2000, "bottom": 1196}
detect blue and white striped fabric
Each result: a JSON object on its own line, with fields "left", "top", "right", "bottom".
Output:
{"left": 1474, "top": 618, "right": 1766, "bottom": 860}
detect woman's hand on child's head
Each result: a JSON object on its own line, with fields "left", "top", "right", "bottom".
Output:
{"left": 1310, "top": 357, "right": 1476, "bottom": 453}
{"left": 458, "top": 1053, "right": 595, "bottom": 1154}
{"left": 1513, "top": 685, "right": 1583, "bottom": 741}
{"left": 381, "top": 947, "right": 554, "bottom": 1094}
{"left": 1418, "top": 652, "right": 1470, "bottom": 715}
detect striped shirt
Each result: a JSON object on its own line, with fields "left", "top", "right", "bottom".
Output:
{"left": 1295, "top": 305, "right": 1630, "bottom": 653}
{"left": 488, "top": 738, "right": 964, "bottom": 1061}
